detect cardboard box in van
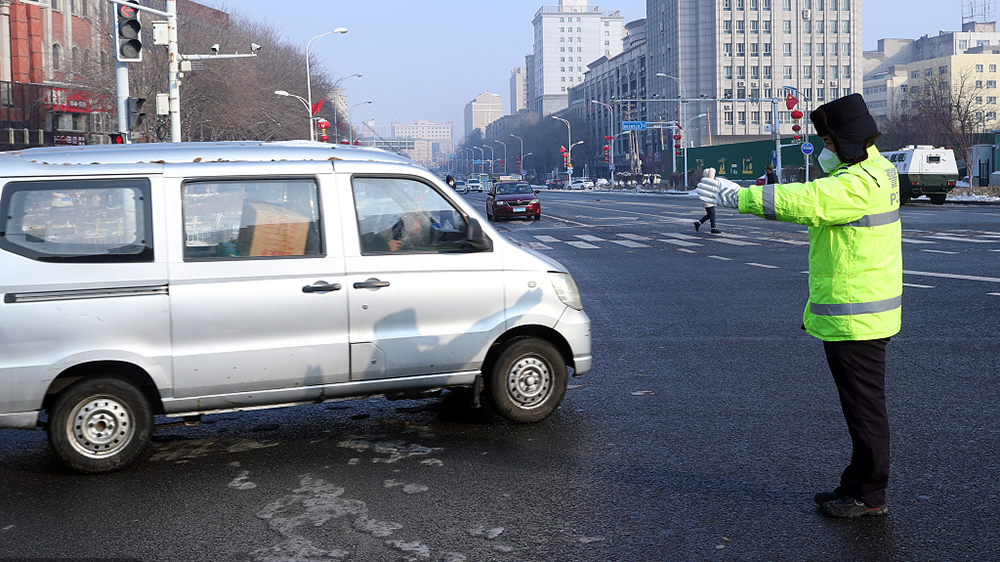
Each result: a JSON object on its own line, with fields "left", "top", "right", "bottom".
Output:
{"left": 236, "top": 201, "right": 310, "bottom": 257}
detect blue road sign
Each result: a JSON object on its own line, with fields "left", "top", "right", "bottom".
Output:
{"left": 801, "top": 142, "right": 814, "bottom": 155}
{"left": 621, "top": 121, "right": 647, "bottom": 131}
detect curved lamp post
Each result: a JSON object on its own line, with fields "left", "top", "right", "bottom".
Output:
{"left": 330, "top": 72, "right": 362, "bottom": 142}
{"left": 494, "top": 139, "right": 507, "bottom": 175}
{"left": 551, "top": 115, "right": 572, "bottom": 175}
{"left": 305, "top": 28, "right": 348, "bottom": 141}
{"left": 347, "top": 100, "right": 373, "bottom": 144}
{"left": 509, "top": 134, "right": 524, "bottom": 174}
{"left": 275, "top": 90, "right": 311, "bottom": 139}
{"left": 683, "top": 113, "right": 708, "bottom": 188}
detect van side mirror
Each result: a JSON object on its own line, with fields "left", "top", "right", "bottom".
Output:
{"left": 466, "top": 218, "right": 493, "bottom": 252}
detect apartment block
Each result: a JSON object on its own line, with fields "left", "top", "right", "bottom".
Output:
{"left": 464, "top": 91, "right": 503, "bottom": 137}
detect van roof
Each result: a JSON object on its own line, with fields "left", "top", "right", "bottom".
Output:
{"left": 0, "top": 141, "right": 417, "bottom": 176}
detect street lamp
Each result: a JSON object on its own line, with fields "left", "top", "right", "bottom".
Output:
{"left": 494, "top": 139, "right": 507, "bottom": 175}
{"left": 473, "top": 146, "right": 484, "bottom": 174}
{"left": 275, "top": 90, "right": 311, "bottom": 140}
{"left": 656, "top": 73, "right": 686, "bottom": 176}
{"left": 683, "top": 113, "right": 708, "bottom": 188}
{"left": 330, "top": 72, "right": 362, "bottom": 142}
{"left": 347, "top": 100, "right": 373, "bottom": 144}
{"left": 551, "top": 115, "right": 573, "bottom": 176}
{"left": 509, "top": 134, "right": 524, "bottom": 174}
{"left": 783, "top": 85, "right": 810, "bottom": 182}
{"left": 591, "top": 99, "right": 616, "bottom": 181}
{"left": 305, "top": 28, "right": 349, "bottom": 142}
{"left": 481, "top": 144, "right": 495, "bottom": 176}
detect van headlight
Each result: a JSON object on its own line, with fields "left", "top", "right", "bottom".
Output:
{"left": 549, "top": 272, "right": 583, "bottom": 311}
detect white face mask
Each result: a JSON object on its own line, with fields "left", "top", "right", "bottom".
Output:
{"left": 817, "top": 148, "right": 842, "bottom": 173}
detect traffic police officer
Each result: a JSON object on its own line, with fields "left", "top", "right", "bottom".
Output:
{"left": 696, "top": 93, "right": 902, "bottom": 518}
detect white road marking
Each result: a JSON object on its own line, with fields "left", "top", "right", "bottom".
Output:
{"left": 677, "top": 248, "right": 697, "bottom": 254}
{"left": 708, "top": 255, "right": 732, "bottom": 261}
{"left": 658, "top": 238, "right": 702, "bottom": 247}
{"left": 566, "top": 241, "right": 600, "bottom": 249}
{"left": 759, "top": 237, "right": 810, "bottom": 246}
{"left": 661, "top": 232, "right": 699, "bottom": 240}
{"left": 902, "top": 238, "right": 937, "bottom": 244}
{"left": 576, "top": 234, "right": 605, "bottom": 242}
{"left": 746, "top": 262, "right": 779, "bottom": 269}
{"left": 989, "top": 293, "right": 1000, "bottom": 297}
{"left": 904, "top": 283, "right": 935, "bottom": 289}
{"left": 611, "top": 239, "right": 650, "bottom": 248}
{"left": 534, "top": 235, "right": 561, "bottom": 243}
{"left": 711, "top": 237, "right": 759, "bottom": 246}
{"left": 924, "top": 234, "right": 996, "bottom": 243}
{"left": 528, "top": 242, "right": 552, "bottom": 250}
{"left": 921, "top": 249, "right": 959, "bottom": 255}
{"left": 904, "top": 270, "right": 1000, "bottom": 283}
{"left": 618, "top": 233, "right": 653, "bottom": 241}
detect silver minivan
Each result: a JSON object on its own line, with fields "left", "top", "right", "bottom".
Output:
{"left": 0, "top": 141, "right": 591, "bottom": 473}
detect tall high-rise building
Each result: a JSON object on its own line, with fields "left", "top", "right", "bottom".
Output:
{"left": 464, "top": 91, "right": 503, "bottom": 138}
{"left": 510, "top": 67, "right": 529, "bottom": 114}
{"left": 646, "top": 0, "right": 863, "bottom": 146}
{"left": 530, "top": 0, "right": 625, "bottom": 116}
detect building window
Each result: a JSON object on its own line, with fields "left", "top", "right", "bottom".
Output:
{"left": 737, "top": 66, "right": 746, "bottom": 79}
{"left": 991, "top": 65, "right": 997, "bottom": 72}
{"left": 831, "top": 65, "right": 838, "bottom": 78}
{"left": 803, "top": 65, "right": 812, "bottom": 79}
{"left": 830, "top": 20, "right": 838, "bottom": 33}
{"left": 783, "top": 65, "right": 792, "bottom": 79}
{"left": 816, "top": 0, "right": 824, "bottom": 8}
{"left": 831, "top": 42, "right": 838, "bottom": 55}
{"left": 764, "top": 43, "right": 772, "bottom": 56}
{"left": 784, "top": 0, "right": 792, "bottom": 9}
{"left": 750, "top": 21, "right": 759, "bottom": 34}
{"left": 751, "top": 111, "right": 760, "bottom": 124}
{"left": 783, "top": 20, "right": 791, "bottom": 33}
{"left": 989, "top": 80, "right": 997, "bottom": 89}
{"left": 52, "top": 44, "right": 61, "bottom": 71}
{"left": 736, "top": 21, "right": 745, "bottom": 33}
{"left": 738, "top": 111, "right": 746, "bottom": 125}
{"left": 977, "top": 64, "right": 985, "bottom": 73}
{"left": 804, "top": 43, "right": 812, "bottom": 56}
{"left": 724, "top": 43, "right": 733, "bottom": 56}
{"left": 751, "top": 43, "right": 760, "bottom": 56}
{"left": 817, "top": 42, "right": 824, "bottom": 56}
{"left": 764, "top": 0, "right": 771, "bottom": 9}
{"left": 830, "top": 0, "right": 838, "bottom": 8}
{"left": 831, "top": 88, "right": 839, "bottom": 98}
{"left": 959, "top": 40, "right": 969, "bottom": 50}
{"left": 725, "top": 111, "right": 734, "bottom": 125}
{"left": 843, "top": 43, "right": 850, "bottom": 56}
{"left": 751, "top": 66, "right": 760, "bottom": 79}
{"left": 764, "top": 65, "right": 772, "bottom": 78}
{"left": 750, "top": 0, "right": 759, "bottom": 9}
{"left": 737, "top": 43, "right": 745, "bottom": 56}
{"left": 843, "top": 0, "right": 850, "bottom": 9}
{"left": 724, "top": 21, "right": 732, "bottom": 34}
{"left": 842, "top": 20, "right": 850, "bottom": 33}
{"left": 817, "top": 65, "right": 825, "bottom": 79}
{"left": 817, "top": 88, "right": 825, "bottom": 101}
{"left": 560, "top": 27, "right": 565, "bottom": 32}
{"left": 725, "top": 89, "right": 734, "bottom": 98}
{"left": 804, "top": 20, "right": 811, "bottom": 34}
{"left": 816, "top": 20, "right": 824, "bottom": 33}
{"left": 725, "top": 66, "right": 733, "bottom": 79}
{"left": 783, "top": 43, "right": 792, "bottom": 55}
{"left": 764, "top": 21, "right": 772, "bottom": 33}
{"left": 926, "top": 68, "right": 934, "bottom": 77}
{"left": 737, "top": 0, "right": 744, "bottom": 9}
{"left": 724, "top": 0, "right": 732, "bottom": 9}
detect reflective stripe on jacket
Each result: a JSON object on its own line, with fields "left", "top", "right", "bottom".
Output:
{"left": 737, "top": 145, "right": 902, "bottom": 341}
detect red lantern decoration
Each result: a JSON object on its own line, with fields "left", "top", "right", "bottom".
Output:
{"left": 793, "top": 135, "right": 801, "bottom": 141}
{"left": 674, "top": 143, "right": 681, "bottom": 149}
{"left": 792, "top": 124, "right": 801, "bottom": 132}
{"left": 791, "top": 110, "right": 804, "bottom": 120}
{"left": 316, "top": 119, "right": 330, "bottom": 130}
{"left": 673, "top": 134, "right": 682, "bottom": 141}
{"left": 319, "top": 134, "right": 329, "bottom": 142}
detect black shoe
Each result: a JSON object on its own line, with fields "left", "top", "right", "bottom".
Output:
{"left": 820, "top": 496, "right": 888, "bottom": 519}
{"left": 814, "top": 489, "right": 842, "bottom": 506}
{"left": 710, "top": 228, "right": 721, "bottom": 234}
{"left": 693, "top": 221, "right": 700, "bottom": 232}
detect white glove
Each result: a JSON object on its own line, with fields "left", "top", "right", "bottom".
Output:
{"left": 696, "top": 168, "right": 740, "bottom": 209}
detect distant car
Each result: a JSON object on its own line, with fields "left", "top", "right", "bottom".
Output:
{"left": 453, "top": 180, "right": 468, "bottom": 193}
{"left": 467, "top": 179, "right": 483, "bottom": 192}
{"left": 568, "top": 179, "right": 594, "bottom": 190}
{"left": 595, "top": 178, "right": 610, "bottom": 187}
{"left": 486, "top": 181, "right": 541, "bottom": 221}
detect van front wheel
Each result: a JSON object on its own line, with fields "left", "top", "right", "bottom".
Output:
{"left": 48, "top": 377, "right": 153, "bottom": 474}
{"left": 488, "top": 338, "right": 567, "bottom": 423}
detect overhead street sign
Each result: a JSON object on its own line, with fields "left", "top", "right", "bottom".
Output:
{"left": 621, "top": 121, "right": 647, "bottom": 131}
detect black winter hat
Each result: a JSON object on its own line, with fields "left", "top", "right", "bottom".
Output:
{"left": 810, "top": 93, "right": 881, "bottom": 164}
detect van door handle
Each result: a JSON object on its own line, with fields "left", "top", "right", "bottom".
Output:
{"left": 302, "top": 281, "right": 342, "bottom": 293}
{"left": 353, "top": 278, "right": 390, "bottom": 290}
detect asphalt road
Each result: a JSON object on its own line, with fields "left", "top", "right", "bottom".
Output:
{"left": 1, "top": 189, "right": 998, "bottom": 562}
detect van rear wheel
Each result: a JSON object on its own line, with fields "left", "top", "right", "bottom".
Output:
{"left": 488, "top": 338, "right": 567, "bottom": 423}
{"left": 48, "top": 377, "right": 153, "bottom": 474}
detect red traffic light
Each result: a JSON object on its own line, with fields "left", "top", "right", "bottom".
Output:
{"left": 109, "top": 133, "right": 125, "bottom": 144}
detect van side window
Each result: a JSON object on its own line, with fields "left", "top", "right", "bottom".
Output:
{"left": 0, "top": 178, "right": 152, "bottom": 262}
{"left": 927, "top": 155, "right": 942, "bottom": 163}
{"left": 182, "top": 178, "right": 322, "bottom": 259}
{"left": 352, "top": 177, "right": 470, "bottom": 254}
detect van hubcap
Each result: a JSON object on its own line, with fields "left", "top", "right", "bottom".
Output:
{"left": 506, "top": 356, "right": 551, "bottom": 409}
{"left": 68, "top": 398, "right": 133, "bottom": 458}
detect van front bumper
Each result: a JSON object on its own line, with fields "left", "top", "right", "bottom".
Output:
{"left": 556, "top": 306, "right": 592, "bottom": 376}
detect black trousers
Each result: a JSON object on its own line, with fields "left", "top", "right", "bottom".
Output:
{"left": 823, "top": 337, "right": 890, "bottom": 507}
{"left": 698, "top": 206, "right": 717, "bottom": 228}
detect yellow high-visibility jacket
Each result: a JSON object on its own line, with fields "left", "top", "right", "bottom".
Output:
{"left": 738, "top": 145, "right": 902, "bottom": 341}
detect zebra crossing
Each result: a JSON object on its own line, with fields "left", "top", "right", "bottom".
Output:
{"left": 520, "top": 227, "right": 1000, "bottom": 253}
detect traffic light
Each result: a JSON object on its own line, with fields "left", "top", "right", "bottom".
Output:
{"left": 127, "top": 97, "right": 146, "bottom": 130}
{"left": 115, "top": 0, "right": 143, "bottom": 63}
{"left": 109, "top": 133, "right": 126, "bottom": 144}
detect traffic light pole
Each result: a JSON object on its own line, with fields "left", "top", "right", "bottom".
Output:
{"left": 115, "top": 61, "right": 131, "bottom": 142}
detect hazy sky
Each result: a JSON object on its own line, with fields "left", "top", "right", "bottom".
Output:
{"left": 200, "top": 0, "right": 975, "bottom": 134}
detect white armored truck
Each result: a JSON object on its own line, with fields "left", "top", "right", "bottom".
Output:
{"left": 881, "top": 145, "right": 959, "bottom": 204}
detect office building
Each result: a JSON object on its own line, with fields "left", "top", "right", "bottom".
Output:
{"left": 530, "top": 0, "right": 625, "bottom": 116}
{"left": 464, "top": 91, "right": 503, "bottom": 137}
{"left": 510, "top": 66, "right": 529, "bottom": 114}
